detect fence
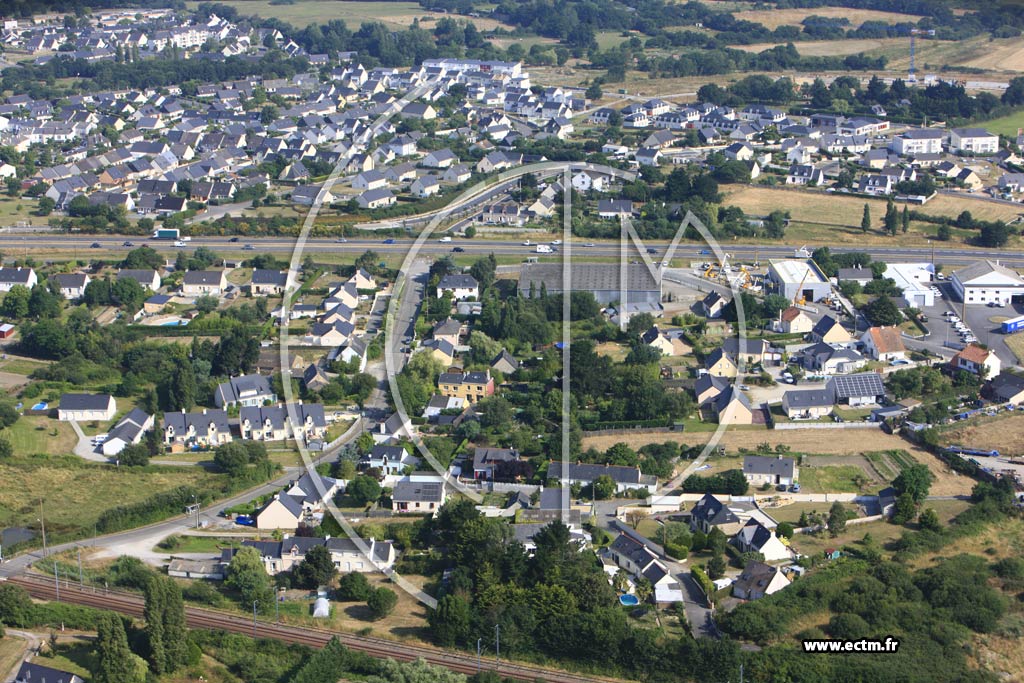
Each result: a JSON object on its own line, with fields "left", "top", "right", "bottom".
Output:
{"left": 774, "top": 422, "right": 880, "bottom": 431}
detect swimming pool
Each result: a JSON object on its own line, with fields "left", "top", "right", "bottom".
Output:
{"left": 619, "top": 594, "right": 639, "bottom": 606}
{"left": 161, "top": 320, "right": 188, "bottom": 327}
{"left": 30, "top": 402, "right": 47, "bottom": 411}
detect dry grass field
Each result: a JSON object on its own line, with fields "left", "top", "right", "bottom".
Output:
{"left": 733, "top": 7, "right": 922, "bottom": 30}
{"left": 939, "top": 412, "right": 1024, "bottom": 455}
{"left": 735, "top": 37, "right": 904, "bottom": 57}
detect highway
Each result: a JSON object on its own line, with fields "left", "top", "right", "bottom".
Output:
{"left": 5, "top": 233, "right": 1024, "bottom": 265}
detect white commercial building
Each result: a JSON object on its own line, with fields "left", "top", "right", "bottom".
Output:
{"left": 951, "top": 260, "right": 1024, "bottom": 306}
{"left": 766, "top": 260, "right": 832, "bottom": 303}
{"left": 883, "top": 263, "right": 935, "bottom": 308}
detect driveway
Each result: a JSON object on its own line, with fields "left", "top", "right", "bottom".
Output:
{"left": 68, "top": 420, "right": 110, "bottom": 463}
{"left": 675, "top": 568, "right": 719, "bottom": 639}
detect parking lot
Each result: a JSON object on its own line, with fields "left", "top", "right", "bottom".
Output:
{"left": 941, "top": 282, "right": 1022, "bottom": 367}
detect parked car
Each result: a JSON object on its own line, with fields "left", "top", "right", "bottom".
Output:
{"left": 243, "top": 244, "right": 255, "bottom": 250}
{"left": 234, "top": 515, "right": 255, "bottom": 527}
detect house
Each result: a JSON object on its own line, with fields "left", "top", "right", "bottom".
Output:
{"left": 732, "top": 561, "right": 790, "bottom": 600}
{"left": 952, "top": 343, "right": 1001, "bottom": 378}
{"left": 837, "top": 266, "right": 873, "bottom": 286}
{"left": 103, "top": 408, "right": 154, "bottom": 456}
{"left": 723, "top": 337, "right": 780, "bottom": 367}
{"left": 607, "top": 532, "right": 682, "bottom": 604}
{"left": 51, "top": 272, "right": 90, "bottom": 300}
{"left": 989, "top": 373, "right": 1024, "bottom": 404}
{"left": 250, "top": 269, "right": 287, "bottom": 296}
{"left": 163, "top": 409, "right": 232, "bottom": 447}
{"left": 392, "top": 477, "right": 446, "bottom": 513}
{"left": 431, "top": 318, "right": 462, "bottom": 348}
{"left": 810, "top": 315, "right": 853, "bottom": 346}
{"left": 167, "top": 558, "right": 225, "bottom": 581}
{"left": 0, "top": 266, "right": 37, "bottom": 292}
{"left": 303, "top": 363, "right": 332, "bottom": 392}
{"left": 743, "top": 455, "right": 798, "bottom": 487}
{"left": 438, "top": 370, "right": 494, "bottom": 404}
{"left": 802, "top": 342, "right": 867, "bottom": 375}
{"left": 829, "top": 372, "right": 886, "bottom": 407}
{"left": 491, "top": 349, "right": 519, "bottom": 374}
{"left": 777, "top": 306, "right": 813, "bottom": 334}
{"left": 422, "top": 394, "right": 465, "bottom": 421}
{"left": 642, "top": 326, "right": 690, "bottom": 356}
{"left": 635, "top": 147, "right": 662, "bottom": 167}
{"left": 182, "top": 270, "right": 227, "bottom": 296}
{"left": 215, "top": 374, "right": 276, "bottom": 408}
{"left": 230, "top": 536, "right": 396, "bottom": 574}
{"left": 786, "top": 164, "right": 824, "bottom": 186}
{"left": 858, "top": 174, "right": 893, "bottom": 196}
{"left": 713, "top": 387, "right": 753, "bottom": 425}
{"left": 481, "top": 202, "right": 526, "bottom": 225}
{"left": 117, "top": 269, "right": 161, "bottom": 291}
{"left": 360, "top": 444, "right": 418, "bottom": 475}
{"left": 689, "top": 493, "right": 744, "bottom": 535}
{"left": 356, "top": 188, "right": 396, "bottom": 209}
{"left": 596, "top": 199, "right": 634, "bottom": 219}
{"left": 239, "top": 403, "right": 328, "bottom": 443}
{"left": 422, "top": 338, "right": 456, "bottom": 365}
{"left": 781, "top": 388, "right": 834, "bottom": 420}
{"left": 14, "top": 662, "right": 84, "bottom": 683}
{"left": 290, "top": 184, "right": 333, "bottom": 206}
{"left": 410, "top": 174, "right": 440, "bottom": 198}
{"left": 891, "top": 128, "right": 944, "bottom": 156}
{"left": 422, "top": 148, "right": 457, "bottom": 169}
{"left": 694, "top": 373, "right": 728, "bottom": 406}
{"left": 949, "top": 127, "right": 998, "bottom": 155}
{"left": 337, "top": 336, "right": 369, "bottom": 372}
{"left": 951, "top": 260, "right": 1024, "bottom": 306}
{"left": 701, "top": 292, "right": 727, "bottom": 319}
{"left": 57, "top": 393, "right": 116, "bottom": 421}
{"left": 472, "top": 447, "right": 519, "bottom": 480}
{"left": 734, "top": 519, "right": 791, "bottom": 562}
{"left": 723, "top": 142, "right": 754, "bottom": 161}
{"left": 254, "top": 493, "right": 305, "bottom": 530}
{"left": 349, "top": 268, "right": 376, "bottom": 291}
{"left": 546, "top": 461, "right": 655, "bottom": 493}
{"left": 305, "top": 320, "right": 356, "bottom": 347}
{"left": 860, "top": 326, "right": 905, "bottom": 362}
{"left": 704, "top": 348, "right": 738, "bottom": 378}
{"left": 352, "top": 169, "right": 387, "bottom": 191}
{"left": 436, "top": 274, "right": 479, "bottom": 300}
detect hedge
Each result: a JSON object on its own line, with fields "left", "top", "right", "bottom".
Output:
{"left": 691, "top": 566, "right": 716, "bottom": 606}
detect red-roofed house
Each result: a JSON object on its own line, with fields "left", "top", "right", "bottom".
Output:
{"left": 860, "top": 326, "right": 906, "bottom": 362}
{"left": 952, "top": 343, "right": 1001, "bottom": 378}
{"left": 778, "top": 306, "right": 813, "bottom": 334}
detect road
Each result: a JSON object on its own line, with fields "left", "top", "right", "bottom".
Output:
{"left": 8, "top": 233, "right": 1024, "bottom": 266}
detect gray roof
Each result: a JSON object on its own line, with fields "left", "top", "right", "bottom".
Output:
{"left": 690, "top": 493, "right": 739, "bottom": 527}
{"left": 107, "top": 407, "right": 151, "bottom": 444}
{"left": 783, "top": 387, "right": 834, "bottom": 408}
{"left": 58, "top": 393, "right": 112, "bottom": 411}
{"left": 183, "top": 270, "right": 224, "bottom": 286}
{"left": 0, "top": 267, "right": 33, "bottom": 284}
{"left": 546, "top": 461, "right": 644, "bottom": 485}
{"left": 164, "top": 409, "right": 230, "bottom": 436}
{"left": 733, "top": 561, "right": 781, "bottom": 594}
{"left": 392, "top": 480, "right": 444, "bottom": 503}
{"left": 743, "top": 455, "right": 796, "bottom": 479}
{"left": 736, "top": 519, "right": 776, "bottom": 551}
{"left": 251, "top": 269, "right": 287, "bottom": 286}
{"left": 52, "top": 273, "right": 88, "bottom": 289}
{"left": 216, "top": 374, "right": 274, "bottom": 405}
{"left": 829, "top": 372, "right": 885, "bottom": 399}
{"left": 991, "top": 372, "right": 1024, "bottom": 400}
{"left": 241, "top": 403, "right": 327, "bottom": 431}
{"left": 953, "top": 260, "right": 1024, "bottom": 286}
{"left": 438, "top": 274, "right": 479, "bottom": 290}
{"left": 15, "top": 661, "right": 83, "bottom": 683}
{"left": 473, "top": 447, "right": 518, "bottom": 470}
{"left": 811, "top": 315, "right": 844, "bottom": 336}
{"left": 518, "top": 263, "right": 660, "bottom": 295}
{"left": 117, "top": 269, "right": 159, "bottom": 287}
{"left": 433, "top": 317, "right": 462, "bottom": 336}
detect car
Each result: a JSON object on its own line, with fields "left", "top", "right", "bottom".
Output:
{"left": 234, "top": 515, "right": 255, "bottom": 527}
{"left": 699, "top": 249, "right": 711, "bottom": 255}
{"left": 936, "top": 273, "right": 946, "bottom": 280}
{"left": 551, "top": 239, "right": 562, "bottom": 246}
{"left": 646, "top": 248, "right": 658, "bottom": 254}
{"left": 382, "top": 238, "right": 396, "bottom": 244}
{"left": 243, "top": 244, "right": 255, "bottom": 250}
{"left": 738, "top": 384, "right": 750, "bottom": 391}
{"left": 90, "top": 242, "right": 101, "bottom": 248}
{"left": 439, "top": 236, "right": 452, "bottom": 243}
{"left": 336, "top": 238, "right": 348, "bottom": 243}
{"left": 122, "top": 241, "right": 134, "bottom": 247}
{"left": 584, "top": 243, "right": 595, "bottom": 248}
{"left": 790, "top": 483, "right": 801, "bottom": 493}
{"left": 522, "top": 240, "right": 532, "bottom": 246}
{"left": 228, "top": 237, "right": 239, "bottom": 242}
{"left": 451, "top": 246, "right": 465, "bottom": 252}
{"left": 890, "top": 359, "right": 910, "bottom": 366}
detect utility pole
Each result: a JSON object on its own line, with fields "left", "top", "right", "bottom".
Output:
{"left": 252, "top": 601, "right": 258, "bottom": 640}
{"left": 477, "top": 638, "right": 482, "bottom": 672}
{"left": 77, "top": 548, "right": 83, "bottom": 587}
{"left": 39, "top": 500, "right": 47, "bottom": 558}
{"left": 494, "top": 624, "right": 500, "bottom": 662}
{"left": 54, "top": 560, "right": 60, "bottom": 601}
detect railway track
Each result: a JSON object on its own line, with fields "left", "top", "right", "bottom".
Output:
{"left": 10, "top": 575, "right": 619, "bottom": 683}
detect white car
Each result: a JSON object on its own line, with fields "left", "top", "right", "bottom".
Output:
{"left": 551, "top": 239, "right": 562, "bottom": 245}
{"left": 439, "top": 236, "right": 452, "bottom": 243}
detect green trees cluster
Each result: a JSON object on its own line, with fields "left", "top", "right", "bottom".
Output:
{"left": 82, "top": 276, "right": 147, "bottom": 311}
{"left": 143, "top": 576, "right": 189, "bottom": 675}
{"left": 682, "top": 469, "right": 749, "bottom": 495}
{"left": 95, "top": 613, "right": 147, "bottom": 683}
{"left": 212, "top": 441, "right": 271, "bottom": 479}
{"left": 225, "top": 546, "right": 276, "bottom": 614}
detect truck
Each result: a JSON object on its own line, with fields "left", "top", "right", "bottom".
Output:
{"left": 1002, "top": 315, "right": 1024, "bottom": 334}
{"left": 536, "top": 244, "right": 553, "bottom": 254}
{"left": 153, "top": 228, "right": 180, "bottom": 240}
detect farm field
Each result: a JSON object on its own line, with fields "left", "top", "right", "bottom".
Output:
{"left": 938, "top": 411, "right": 1024, "bottom": 455}
{"left": 185, "top": 0, "right": 510, "bottom": 31}
{"left": 979, "top": 109, "right": 1024, "bottom": 137}
{"left": 732, "top": 7, "right": 922, "bottom": 30}
{"left": 736, "top": 37, "right": 905, "bottom": 58}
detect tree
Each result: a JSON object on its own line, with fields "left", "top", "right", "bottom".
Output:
{"left": 893, "top": 464, "right": 934, "bottom": 503}
{"left": 346, "top": 475, "right": 382, "bottom": 505}
{"left": 28, "top": 285, "right": 60, "bottom": 320}
{"left": 865, "top": 295, "right": 902, "bottom": 327}
{"left": 336, "top": 572, "right": 373, "bottom": 601}
{"left": 0, "top": 584, "right": 34, "bottom": 626}
{"left": 585, "top": 80, "right": 603, "bottom": 100}
{"left": 828, "top": 501, "right": 847, "bottom": 537}
{"left": 884, "top": 200, "right": 899, "bottom": 236}
{"left": 860, "top": 203, "right": 871, "bottom": 233}
{"left": 225, "top": 547, "right": 275, "bottom": 611}
{"left": 0, "top": 401, "right": 19, "bottom": 429}
{"left": 463, "top": 225, "right": 476, "bottom": 238}
{"left": 918, "top": 507, "right": 941, "bottom": 532}
{"left": 366, "top": 587, "right": 397, "bottom": 619}
{"left": 776, "top": 522, "right": 794, "bottom": 539}
{"left": 625, "top": 510, "right": 649, "bottom": 530}
{"left": 294, "top": 544, "right": 337, "bottom": 588}
{"left": 95, "top": 614, "right": 145, "bottom": 683}
{"left": 937, "top": 223, "right": 951, "bottom": 241}
{"left": 891, "top": 492, "right": 917, "bottom": 525}
{"left": 706, "top": 555, "right": 726, "bottom": 580}
{"left": 901, "top": 205, "right": 910, "bottom": 233}
{"left": 1, "top": 285, "right": 30, "bottom": 319}
{"left": 428, "top": 594, "right": 471, "bottom": 646}
{"left": 36, "top": 196, "right": 55, "bottom": 216}
{"left": 591, "top": 474, "right": 615, "bottom": 500}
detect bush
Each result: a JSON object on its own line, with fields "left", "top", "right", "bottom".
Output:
{"left": 691, "top": 567, "right": 716, "bottom": 605}
{"left": 366, "top": 587, "right": 397, "bottom": 620}
{"left": 182, "top": 581, "right": 225, "bottom": 607}
{"left": 336, "top": 572, "right": 372, "bottom": 601}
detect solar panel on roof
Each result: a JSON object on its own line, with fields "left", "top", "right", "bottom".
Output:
{"left": 830, "top": 373, "right": 884, "bottom": 398}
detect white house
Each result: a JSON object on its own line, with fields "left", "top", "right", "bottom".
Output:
{"left": 58, "top": 393, "right": 116, "bottom": 422}
{"left": 0, "top": 267, "right": 37, "bottom": 292}
{"left": 949, "top": 127, "right": 998, "bottom": 155}
{"left": 860, "top": 326, "right": 906, "bottom": 362}
{"left": 732, "top": 561, "right": 790, "bottom": 600}
{"left": 103, "top": 408, "right": 154, "bottom": 456}
{"left": 891, "top": 128, "right": 944, "bottom": 156}
{"left": 734, "top": 520, "right": 791, "bottom": 562}
{"left": 952, "top": 343, "right": 1001, "bottom": 378}
{"left": 182, "top": 270, "right": 227, "bottom": 296}
{"left": 436, "top": 274, "right": 479, "bottom": 300}
{"left": 51, "top": 273, "right": 90, "bottom": 300}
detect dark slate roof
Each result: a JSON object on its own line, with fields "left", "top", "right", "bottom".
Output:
{"left": 783, "top": 387, "right": 834, "bottom": 408}
{"left": 437, "top": 274, "right": 479, "bottom": 290}
{"left": 251, "top": 269, "right": 287, "bottom": 286}
{"left": 690, "top": 493, "right": 739, "bottom": 527}
{"left": 546, "top": 461, "right": 643, "bottom": 485}
{"left": 742, "top": 455, "right": 796, "bottom": 479}
{"left": 392, "top": 480, "right": 444, "bottom": 503}
{"left": 0, "top": 267, "right": 34, "bottom": 284}
{"left": 58, "top": 393, "right": 112, "bottom": 411}
{"left": 15, "top": 661, "right": 84, "bottom": 683}
{"left": 183, "top": 270, "right": 224, "bottom": 285}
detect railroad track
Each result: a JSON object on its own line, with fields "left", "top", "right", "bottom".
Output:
{"left": 10, "top": 575, "right": 618, "bottom": 683}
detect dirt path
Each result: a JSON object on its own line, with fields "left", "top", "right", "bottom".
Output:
{"left": 583, "top": 428, "right": 973, "bottom": 496}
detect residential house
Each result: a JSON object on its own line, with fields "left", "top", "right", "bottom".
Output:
{"left": 0, "top": 266, "right": 37, "bottom": 292}
{"left": 858, "top": 174, "right": 893, "bottom": 196}
{"left": 410, "top": 174, "right": 440, "bottom": 198}
{"left": 431, "top": 317, "right": 462, "bottom": 348}
{"left": 743, "top": 455, "right": 798, "bottom": 487}
{"left": 422, "top": 148, "right": 457, "bottom": 169}
{"left": 704, "top": 348, "right": 738, "bottom": 378}
{"left": 436, "top": 274, "right": 479, "bottom": 300}
{"left": 163, "top": 409, "right": 232, "bottom": 447}
{"left": 214, "top": 374, "right": 276, "bottom": 408}
{"left": 392, "top": 476, "right": 446, "bottom": 514}
{"left": 713, "top": 387, "right": 753, "bottom": 425}
{"left": 51, "top": 272, "right": 90, "bottom": 300}
{"left": 422, "top": 394, "right": 465, "bottom": 421}
{"left": 471, "top": 447, "right": 520, "bottom": 481}
{"left": 117, "top": 269, "right": 161, "bottom": 291}
{"left": 829, "top": 372, "right": 886, "bottom": 407}
{"left": 952, "top": 343, "right": 1001, "bottom": 378}
{"left": 732, "top": 561, "right": 790, "bottom": 600}
{"left": 777, "top": 306, "right": 813, "bottom": 334}
{"left": 250, "top": 269, "right": 287, "bottom": 296}
{"left": 303, "top": 363, "right": 332, "bottom": 392}
{"left": 103, "top": 408, "right": 154, "bottom": 456}
{"left": 254, "top": 493, "right": 306, "bottom": 530}
{"left": 182, "top": 270, "right": 227, "bottom": 296}
{"left": 891, "top": 128, "right": 944, "bottom": 156}
{"left": 57, "top": 393, "right": 116, "bottom": 421}
{"left": 438, "top": 370, "right": 494, "bottom": 404}
{"left": 786, "top": 164, "right": 824, "bottom": 186}
{"left": 491, "top": 349, "right": 519, "bottom": 374}
{"left": 360, "top": 444, "right": 418, "bottom": 476}
{"left": 689, "top": 493, "right": 744, "bottom": 536}
{"left": 356, "top": 188, "right": 396, "bottom": 209}
{"left": 596, "top": 199, "right": 634, "bottom": 219}
{"left": 723, "top": 337, "right": 780, "bottom": 367}
{"left": 802, "top": 342, "right": 867, "bottom": 375}
{"left": 352, "top": 169, "right": 387, "bottom": 190}
{"left": 694, "top": 373, "right": 728, "bottom": 406}
{"left": 305, "top": 320, "right": 356, "bottom": 347}
{"left": 546, "top": 461, "right": 655, "bottom": 493}
{"left": 781, "top": 388, "right": 834, "bottom": 420}
{"left": 989, "top": 373, "right": 1024, "bottom": 404}
{"left": 734, "top": 520, "right": 791, "bottom": 562}
{"left": 949, "top": 127, "right": 998, "bottom": 155}
{"left": 701, "top": 292, "right": 727, "bottom": 319}
{"left": 607, "top": 532, "right": 682, "bottom": 604}
{"left": 860, "top": 326, "right": 905, "bottom": 362}
{"left": 642, "top": 326, "right": 690, "bottom": 356}
{"left": 810, "top": 315, "right": 853, "bottom": 346}
{"left": 337, "top": 336, "right": 369, "bottom": 372}
{"left": 14, "top": 662, "right": 84, "bottom": 683}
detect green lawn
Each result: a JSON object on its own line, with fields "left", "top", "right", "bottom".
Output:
{"left": 154, "top": 534, "right": 245, "bottom": 554}
{"left": 978, "top": 110, "right": 1024, "bottom": 137}
{"left": 797, "top": 465, "right": 866, "bottom": 493}
{"left": 0, "top": 416, "right": 77, "bottom": 456}
{"left": 0, "top": 358, "right": 48, "bottom": 376}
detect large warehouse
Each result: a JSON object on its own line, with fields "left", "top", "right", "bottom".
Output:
{"left": 951, "top": 260, "right": 1024, "bottom": 306}
{"left": 765, "top": 260, "right": 832, "bottom": 303}
{"left": 518, "top": 263, "right": 662, "bottom": 306}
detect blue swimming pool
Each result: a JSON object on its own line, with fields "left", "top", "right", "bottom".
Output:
{"left": 161, "top": 320, "right": 188, "bottom": 327}
{"left": 30, "top": 402, "right": 47, "bottom": 411}
{"left": 619, "top": 594, "right": 639, "bottom": 606}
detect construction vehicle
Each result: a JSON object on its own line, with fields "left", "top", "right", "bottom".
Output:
{"left": 794, "top": 269, "right": 810, "bottom": 306}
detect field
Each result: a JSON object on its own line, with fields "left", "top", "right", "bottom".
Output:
{"left": 736, "top": 38, "right": 903, "bottom": 58}
{"left": 0, "top": 459, "right": 225, "bottom": 540}
{"left": 0, "top": 637, "right": 28, "bottom": 681}
{"left": 979, "top": 110, "right": 1024, "bottom": 138}
{"left": 938, "top": 411, "right": 1024, "bottom": 454}
{"left": 0, "top": 416, "right": 78, "bottom": 456}
{"left": 796, "top": 464, "right": 866, "bottom": 493}
{"left": 732, "top": 7, "right": 922, "bottom": 30}
{"left": 1005, "top": 333, "right": 1024, "bottom": 364}
{"left": 185, "top": 0, "right": 510, "bottom": 30}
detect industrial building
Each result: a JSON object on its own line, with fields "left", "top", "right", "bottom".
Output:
{"left": 951, "top": 260, "right": 1024, "bottom": 306}
{"left": 765, "top": 260, "right": 831, "bottom": 303}
{"left": 518, "top": 263, "right": 662, "bottom": 307}
{"left": 883, "top": 263, "right": 935, "bottom": 308}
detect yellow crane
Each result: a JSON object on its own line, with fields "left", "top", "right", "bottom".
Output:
{"left": 794, "top": 268, "right": 810, "bottom": 306}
